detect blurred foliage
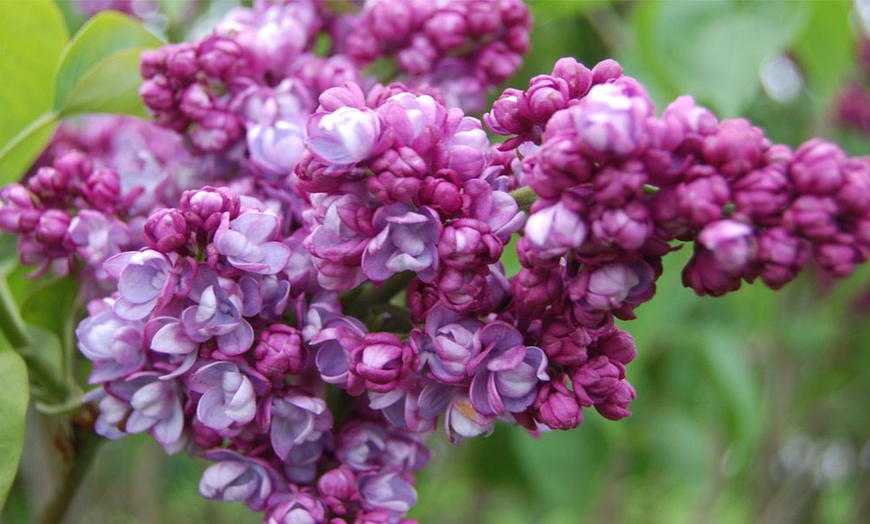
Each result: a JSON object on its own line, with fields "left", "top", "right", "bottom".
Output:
{"left": 3, "top": 1, "right": 870, "bottom": 523}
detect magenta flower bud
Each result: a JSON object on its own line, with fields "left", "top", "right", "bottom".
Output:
{"left": 317, "top": 82, "right": 367, "bottom": 112}
{"left": 254, "top": 324, "right": 307, "bottom": 378}
{"left": 538, "top": 314, "right": 591, "bottom": 367}
{"left": 701, "top": 118, "right": 767, "bottom": 177}
{"left": 179, "top": 82, "right": 213, "bottom": 121}
{"left": 317, "top": 466, "right": 358, "bottom": 516}
{"left": 569, "top": 262, "right": 653, "bottom": 313}
{"left": 425, "top": 9, "right": 468, "bottom": 50}
{"left": 593, "top": 161, "right": 647, "bottom": 207}
{"left": 518, "top": 75, "right": 570, "bottom": 123}
{"left": 524, "top": 198, "right": 588, "bottom": 259}
{"left": 139, "top": 75, "right": 176, "bottom": 112}
{"left": 477, "top": 41, "right": 522, "bottom": 84}
{"left": 35, "top": 209, "right": 70, "bottom": 246}
{"left": 28, "top": 166, "right": 71, "bottom": 203}
{"left": 783, "top": 195, "right": 839, "bottom": 240}
{"left": 593, "top": 379, "right": 636, "bottom": 420}
{"left": 572, "top": 355, "right": 624, "bottom": 405}
{"left": 397, "top": 35, "right": 437, "bottom": 75}
{"left": 596, "top": 328, "right": 637, "bottom": 365}
{"left": 789, "top": 139, "right": 847, "bottom": 196}
{"left": 682, "top": 220, "right": 755, "bottom": 296}
{"left": 144, "top": 209, "right": 189, "bottom": 253}
{"left": 485, "top": 88, "right": 533, "bottom": 137}
{"left": 591, "top": 201, "right": 651, "bottom": 251}
{"left": 571, "top": 78, "right": 654, "bottom": 160}
{"left": 53, "top": 150, "right": 92, "bottom": 182}
{"left": 181, "top": 186, "right": 240, "bottom": 232}
{"left": 552, "top": 57, "right": 593, "bottom": 99}
{"left": 419, "top": 176, "right": 463, "bottom": 217}
{"left": 0, "top": 184, "right": 38, "bottom": 234}
{"left": 190, "top": 110, "right": 244, "bottom": 152}
{"left": 438, "top": 218, "right": 502, "bottom": 268}
{"left": 756, "top": 227, "right": 808, "bottom": 289}
{"left": 265, "top": 492, "right": 327, "bottom": 524}
{"left": 674, "top": 168, "right": 731, "bottom": 228}
{"left": 197, "top": 36, "right": 244, "bottom": 79}
{"left": 307, "top": 106, "right": 382, "bottom": 166}
{"left": 511, "top": 267, "right": 564, "bottom": 319}
{"left": 535, "top": 380, "right": 583, "bottom": 430}
{"left": 140, "top": 48, "right": 165, "bottom": 79}
{"left": 837, "top": 158, "right": 870, "bottom": 215}
{"left": 815, "top": 241, "right": 865, "bottom": 277}
{"left": 437, "top": 266, "right": 488, "bottom": 315}
{"left": 732, "top": 162, "right": 792, "bottom": 223}
{"left": 83, "top": 167, "right": 121, "bottom": 211}
{"left": 165, "top": 43, "right": 198, "bottom": 81}
{"left": 349, "top": 332, "right": 416, "bottom": 394}
{"left": 591, "top": 58, "right": 624, "bottom": 85}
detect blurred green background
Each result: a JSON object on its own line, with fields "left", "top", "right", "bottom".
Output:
{"left": 3, "top": 1, "right": 870, "bottom": 522}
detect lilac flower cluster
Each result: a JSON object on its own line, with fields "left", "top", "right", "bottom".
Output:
{"left": 336, "top": 0, "right": 531, "bottom": 110}
{"left": 6, "top": 2, "right": 870, "bottom": 522}
{"left": 139, "top": 0, "right": 333, "bottom": 154}
{"left": 77, "top": 186, "right": 428, "bottom": 522}
{"left": 485, "top": 59, "right": 870, "bottom": 428}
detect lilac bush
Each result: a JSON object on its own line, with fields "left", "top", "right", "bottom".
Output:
{"left": 2, "top": 1, "right": 870, "bottom": 523}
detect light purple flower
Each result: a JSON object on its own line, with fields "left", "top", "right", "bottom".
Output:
{"left": 187, "top": 361, "right": 261, "bottom": 430}
{"left": 363, "top": 203, "right": 442, "bottom": 283}
{"left": 265, "top": 491, "right": 327, "bottom": 524}
{"left": 181, "top": 279, "right": 256, "bottom": 355}
{"left": 76, "top": 307, "right": 145, "bottom": 384}
{"left": 468, "top": 321, "right": 549, "bottom": 416}
{"left": 200, "top": 450, "right": 275, "bottom": 511}
{"left": 306, "top": 106, "right": 382, "bottom": 166}
{"left": 104, "top": 250, "right": 178, "bottom": 321}
{"left": 359, "top": 470, "right": 418, "bottom": 517}
{"left": 524, "top": 199, "right": 587, "bottom": 258}
{"left": 266, "top": 394, "right": 333, "bottom": 461}
{"left": 445, "top": 392, "right": 495, "bottom": 444}
{"left": 348, "top": 332, "right": 416, "bottom": 394}
{"left": 214, "top": 211, "right": 291, "bottom": 274}
{"left": 104, "top": 373, "right": 186, "bottom": 451}
{"left": 412, "top": 305, "right": 483, "bottom": 384}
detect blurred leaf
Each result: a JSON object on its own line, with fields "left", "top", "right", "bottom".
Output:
{"left": 60, "top": 48, "right": 154, "bottom": 117}
{"left": 632, "top": 0, "right": 808, "bottom": 117}
{"left": 55, "top": 11, "right": 164, "bottom": 111}
{"left": 698, "top": 328, "right": 762, "bottom": 471}
{"left": 793, "top": 1, "right": 854, "bottom": 113}
{"left": 510, "top": 423, "right": 609, "bottom": 515}
{"left": 0, "top": 349, "right": 29, "bottom": 507}
{"left": 20, "top": 276, "right": 80, "bottom": 347}
{"left": 0, "top": 113, "right": 60, "bottom": 185}
{"left": 529, "top": 0, "right": 616, "bottom": 16}
{"left": 0, "top": 0, "right": 67, "bottom": 182}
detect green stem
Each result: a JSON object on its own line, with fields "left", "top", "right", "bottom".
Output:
{"left": 40, "top": 410, "right": 102, "bottom": 524}
{"left": 510, "top": 186, "right": 539, "bottom": 214}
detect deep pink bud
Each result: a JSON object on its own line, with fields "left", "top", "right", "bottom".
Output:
{"left": 254, "top": 324, "right": 307, "bottom": 379}
{"left": 144, "top": 209, "right": 189, "bottom": 253}
{"left": 35, "top": 209, "right": 71, "bottom": 246}
{"left": 552, "top": 57, "right": 593, "bottom": 99}
{"left": 789, "top": 139, "right": 847, "bottom": 196}
{"left": 83, "top": 168, "right": 121, "bottom": 211}
{"left": 535, "top": 380, "right": 583, "bottom": 430}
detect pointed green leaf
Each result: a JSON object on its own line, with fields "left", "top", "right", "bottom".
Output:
{"left": 60, "top": 48, "right": 153, "bottom": 117}
{"left": 0, "top": 0, "right": 67, "bottom": 183}
{"left": 793, "top": 1, "right": 854, "bottom": 113}
{"left": 20, "top": 276, "right": 81, "bottom": 346}
{"left": 54, "top": 11, "right": 164, "bottom": 111}
{"left": 0, "top": 349, "right": 29, "bottom": 507}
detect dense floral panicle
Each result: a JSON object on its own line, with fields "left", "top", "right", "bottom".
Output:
{"left": 336, "top": 0, "right": 531, "bottom": 111}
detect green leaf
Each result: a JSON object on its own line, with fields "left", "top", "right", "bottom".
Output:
{"left": 0, "top": 349, "right": 29, "bottom": 507}
{"left": 0, "top": 113, "right": 59, "bottom": 185}
{"left": 0, "top": 0, "right": 68, "bottom": 182}
{"left": 60, "top": 48, "right": 154, "bottom": 118}
{"left": 54, "top": 11, "right": 164, "bottom": 112}
{"left": 20, "top": 276, "right": 81, "bottom": 346}
{"left": 632, "top": 0, "right": 808, "bottom": 117}
{"left": 793, "top": 1, "right": 854, "bottom": 113}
